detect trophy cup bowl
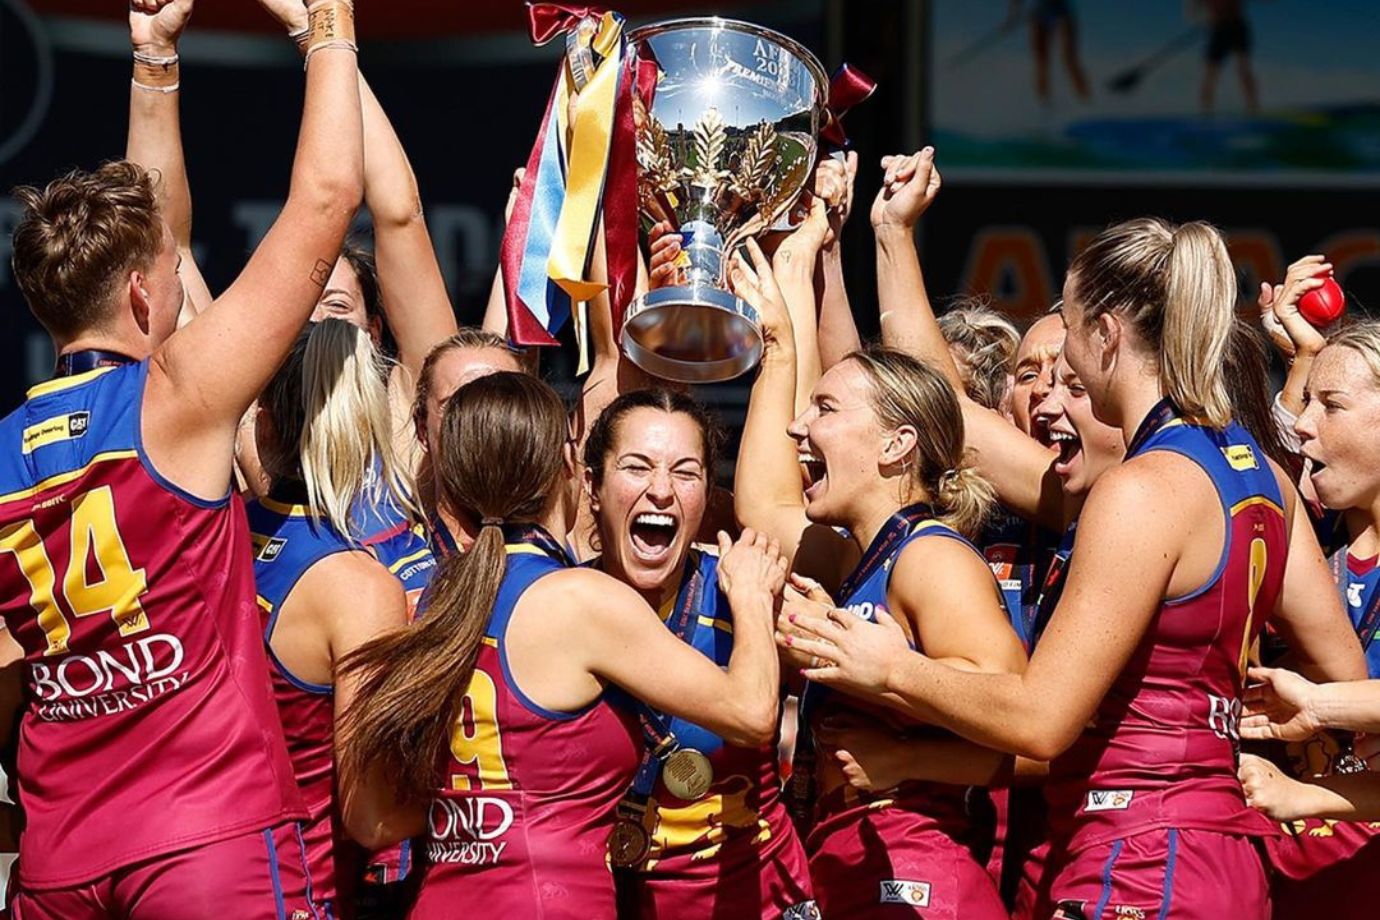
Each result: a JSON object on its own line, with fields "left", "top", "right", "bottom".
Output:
{"left": 622, "top": 19, "right": 829, "bottom": 383}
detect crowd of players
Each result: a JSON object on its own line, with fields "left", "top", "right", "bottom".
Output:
{"left": 3, "top": 1, "right": 1380, "bottom": 918}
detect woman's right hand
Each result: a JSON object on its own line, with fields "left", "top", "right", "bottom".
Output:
{"left": 870, "top": 147, "right": 942, "bottom": 232}
{"left": 1259, "top": 255, "right": 1331, "bottom": 360}
{"left": 647, "top": 220, "right": 683, "bottom": 290}
{"left": 816, "top": 713, "right": 911, "bottom": 793}
{"left": 254, "top": 0, "right": 309, "bottom": 34}
{"left": 729, "top": 238, "right": 792, "bottom": 353}
{"left": 716, "top": 527, "right": 787, "bottom": 608}
{"left": 1242, "top": 666, "right": 1326, "bottom": 742}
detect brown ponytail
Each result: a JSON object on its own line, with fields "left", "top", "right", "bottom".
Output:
{"left": 338, "top": 372, "right": 569, "bottom": 804}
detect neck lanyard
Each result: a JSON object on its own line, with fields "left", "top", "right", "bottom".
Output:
{"left": 789, "top": 503, "right": 935, "bottom": 830}
{"left": 429, "top": 513, "right": 460, "bottom": 559}
{"left": 1125, "top": 397, "right": 1181, "bottom": 459}
{"left": 500, "top": 523, "right": 573, "bottom": 566}
{"left": 1030, "top": 521, "right": 1079, "bottom": 649}
{"left": 55, "top": 349, "right": 136, "bottom": 377}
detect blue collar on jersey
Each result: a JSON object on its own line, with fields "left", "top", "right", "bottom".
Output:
{"left": 1125, "top": 397, "right": 1182, "bottom": 459}
{"left": 501, "top": 523, "right": 573, "bottom": 567}
{"left": 836, "top": 502, "right": 936, "bottom": 602}
{"left": 55, "top": 349, "right": 137, "bottom": 377}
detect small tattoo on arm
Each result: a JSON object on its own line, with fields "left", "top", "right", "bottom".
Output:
{"left": 310, "top": 259, "right": 332, "bottom": 287}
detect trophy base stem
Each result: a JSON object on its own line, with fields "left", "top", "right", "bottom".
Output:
{"left": 621, "top": 284, "right": 763, "bottom": 384}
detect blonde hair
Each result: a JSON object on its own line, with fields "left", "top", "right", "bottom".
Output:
{"left": 938, "top": 299, "right": 1021, "bottom": 410}
{"left": 1326, "top": 321, "right": 1380, "bottom": 388}
{"left": 260, "top": 319, "right": 418, "bottom": 538}
{"left": 847, "top": 345, "right": 994, "bottom": 538}
{"left": 1069, "top": 217, "right": 1235, "bottom": 428}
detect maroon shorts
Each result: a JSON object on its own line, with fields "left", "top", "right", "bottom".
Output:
{"left": 805, "top": 804, "right": 1005, "bottom": 919}
{"left": 1042, "top": 828, "right": 1269, "bottom": 920}
{"left": 631, "top": 828, "right": 816, "bottom": 919}
{"left": 1265, "top": 819, "right": 1380, "bottom": 920}
{"left": 10, "top": 824, "right": 315, "bottom": 920}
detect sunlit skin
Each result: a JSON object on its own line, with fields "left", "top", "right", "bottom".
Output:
{"left": 1296, "top": 346, "right": 1380, "bottom": 547}
{"left": 1057, "top": 275, "right": 1128, "bottom": 430}
{"left": 588, "top": 408, "right": 710, "bottom": 610}
{"left": 1010, "top": 313, "right": 1064, "bottom": 444}
{"left": 130, "top": 220, "right": 184, "bottom": 352}
{"left": 1033, "top": 355, "right": 1126, "bottom": 501}
{"left": 788, "top": 359, "right": 914, "bottom": 535}
{"left": 419, "top": 346, "right": 524, "bottom": 462}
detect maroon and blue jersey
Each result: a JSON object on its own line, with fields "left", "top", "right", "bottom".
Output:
{"left": 351, "top": 468, "right": 435, "bottom": 619}
{"left": 249, "top": 496, "right": 371, "bottom": 915}
{"left": 1045, "top": 404, "right": 1286, "bottom": 853}
{"left": 411, "top": 527, "right": 641, "bottom": 919}
{"left": 0, "top": 361, "right": 303, "bottom": 889}
{"left": 611, "top": 548, "right": 814, "bottom": 918}
{"left": 979, "top": 509, "right": 1057, "bottom": 651}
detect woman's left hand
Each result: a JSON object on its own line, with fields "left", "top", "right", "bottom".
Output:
{"left": 779, "top": 597, "right": 909, "bottom": 696}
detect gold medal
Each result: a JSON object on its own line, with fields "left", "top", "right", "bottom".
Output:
{"left": 661, "top": 748, "right": 714, "bottom": 801}
{"left": 607, "top": 817, "right": 651, "bottom": 869}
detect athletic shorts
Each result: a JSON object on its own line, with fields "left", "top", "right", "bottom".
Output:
{"left": 1207, "top": 18, "right": 1251, "bottom": 63}
{"left": 805, "top": 804, "right": 1006, "bottom": 919}
{"left": 10, "top": 824, "right": 316, "bottom": 920}
{"left": 630, "top": 830, "right": 816, "bottom": 919}
{"left": 1041, "top": 828, "right": 1269, "bottom": 920}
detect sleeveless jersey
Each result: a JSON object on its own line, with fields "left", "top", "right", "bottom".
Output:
{"left": 415, "top": 530, "right": 640, "bottom": 919}
{"left": 0, "top": 362, "right": 303, "bottom": 888}
{"left": 1045, "top": 407, "right": 1286, "bottom": 853}
{"left": 248, "top": 497, "right": 369, "bottom": 910}
{"left": 798, "top": 506, "right": 987, "bottom": 835}
{"left": 350, "top": 465, "right": 436, "bottom": 618}
{"left": 617, "top": 549, "right": 802, "bottom": 875}
{"left": 980, "top": 508, "right": 1056, "bottom": 652}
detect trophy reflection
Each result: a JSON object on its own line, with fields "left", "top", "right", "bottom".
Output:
{"left": 621, "top": 19, "right": 828, "bottom": 383}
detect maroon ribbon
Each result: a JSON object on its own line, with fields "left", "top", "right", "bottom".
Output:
{"left": 500, "top": 75, "right": 562, "bottom": 348}
{"left": 601, "top": 55, "right": 640, "bottom": 341}
{"left": 820, "top": 63, "right": 877, "bottom": 149}
{"left": 526, "top": 2, "right": 606, "bottom": 46}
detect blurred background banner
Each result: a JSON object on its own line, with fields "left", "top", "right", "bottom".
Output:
{"left": 2, "top": 0, "right": 1378, "bottom": 420}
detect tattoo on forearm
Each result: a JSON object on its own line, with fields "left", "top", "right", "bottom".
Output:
{"left": 310, "top": 259, "right": 333, "bottom": 287}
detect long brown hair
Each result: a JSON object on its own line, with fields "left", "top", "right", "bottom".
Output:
{"left": 338, "top": 372, "right": 570, "bottom": 804}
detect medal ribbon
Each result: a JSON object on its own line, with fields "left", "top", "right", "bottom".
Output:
{"left": 55, "top": 349, "right": 136, "bottom": 377}
{"left": 1125, "top": 397, "right": 1182, "bottom": 459}
{"left": 500, "top": 522, "right": 574, "bottom": 567}
{"left": 789, "top": 503, "right": 935, "bottom": 829}
{"left": 1031, "top": 521, "right": 1078, "bottom": 649}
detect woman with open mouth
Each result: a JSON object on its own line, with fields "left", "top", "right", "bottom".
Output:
{"left": 785, "top": 217, "right": 1361, "bottom": 920}
{"left": 733, "top": 238, "right": 1027, "bottom": 919}
{"left": 334, "top": 373, "right": 788, "bottom": 920}
{"left": 581, "top": 387, "right": 817, "bottom": 919}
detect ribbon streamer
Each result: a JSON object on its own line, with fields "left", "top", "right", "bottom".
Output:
{"left": 820, "top": 63, "right": 877, "bottom": 149}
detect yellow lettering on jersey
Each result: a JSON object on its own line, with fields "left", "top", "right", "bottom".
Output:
{"left": 1222, "top": 445, "right": 1259, "bottom": 471}
{"left": 1240, "top": 537, "right": 1268, "bottom": 678}
{"left": 0, "top": 485, "right": 150, "bottom": 655}
{"left": 449, "top": 668, "right": 513, "bottom": 791}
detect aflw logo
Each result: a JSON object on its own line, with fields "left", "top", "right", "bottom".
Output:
{"left": 879, "top": 880, "right": 930, "bottom": 906}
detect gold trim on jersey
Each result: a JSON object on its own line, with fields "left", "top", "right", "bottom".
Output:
{"left": 0, "top": 450, "right": 138, "bottom": 506}
{"left": 505, "top": 544, "right": 549, "bottom": 556}
{"left": 1230, "top": 495, "right": 1284, "bottom": 518}
{"left": 387, "top": 546, "right": 433, "bottom": 574}
{"left": 258, "top": 496, "right": 311, "bottom": 517}
{"left": 25, "top": 366, "right": 120, "bottom": 400}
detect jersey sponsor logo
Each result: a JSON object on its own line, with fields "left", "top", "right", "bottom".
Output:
{"left": 782, "top": 901, "right": 822, "bottom": 920}
{"left": 1084, "top": 789, "right": 1134, "bottom": 812}
{"left": 252, "top": 535, "right": 287, "bottom": 563}
{"left": 21, "top": 411, "right": 90, "bottom": 454}
{"left": 844, "top": 601, "right": 879, "bottom": 622}
{"left": 1112, "top": 907, "right": 1148, "bottom": 920}
{"left": 29, "top": 633, "right": 189, "bottom": 721}
{"left": 1349, "top": 582, "right": 1364, "bottom": 608}
{"left": 1207, "top": 693, "right": 1242, "bottom": 740}
{"left": 879, "top": 880, "right": 931, "bottom": 907}
{"left": 1221, "top": 444, "right": 1259, "bottom": 471}
{"left": 427, "top": 795, "right": 514, "bottom": 866}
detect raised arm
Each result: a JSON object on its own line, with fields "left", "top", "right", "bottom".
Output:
{"left": 1260, "top": 256, "right": 1330, "bottom": 418}
{"left": 816, "top": 151, "right": 863, "bottom": 370}
{"left": 144, "top": 0, "right": 364, "bottom": 501}
{"left": 770, "top": 195, "right": 830, "bottom": 415}
{"left": 730, "top": 241, "right": 851, "bottom": 585}
{"left": 126, "top": 0, "right": 213, "bottom": 321}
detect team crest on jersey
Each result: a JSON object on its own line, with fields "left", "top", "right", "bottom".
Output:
{"left": 253, "top": 535, "right": 287, "bottom": 562}
{"left": 21, "top": 411, "right": 90, "bottom": 454}
{"left": 782, "top": 901, "right": 822, "bottom": 920}
{"left": 879, "top": 879, "right": 931, "bottom": 906}
{"left": 1112, "top": 907, "right": 1148, "bottom": 920}
{"left": 1084, "top": 789, "right": 1134, "bottom": 812}
{"left": 1348, "top": 582, "right": 1364, "bottom": 607}
{"left": 1221, "top": 444, "right": 1258, "bottom": 471}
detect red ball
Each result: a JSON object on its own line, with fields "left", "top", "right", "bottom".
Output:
{"left": 1299, "top": 275, "right": 1346, "bottom": 326}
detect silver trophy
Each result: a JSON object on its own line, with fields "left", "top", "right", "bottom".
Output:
{"left": 621, "top": 19, "right": 828, "bottom": 383}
